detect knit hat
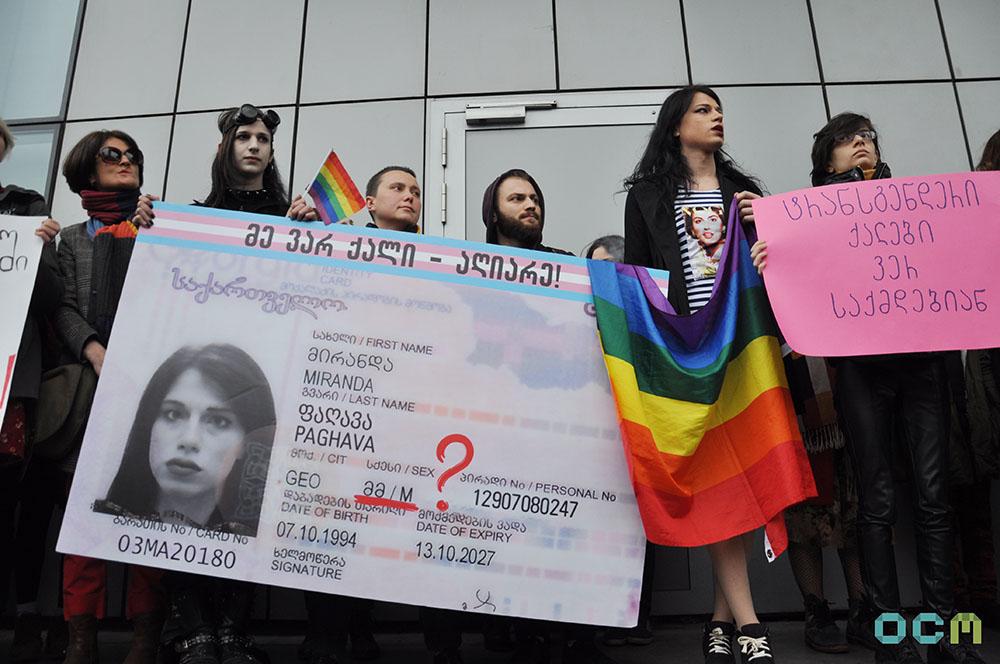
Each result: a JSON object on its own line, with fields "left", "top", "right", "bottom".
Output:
{"left": 481, "top": 169, "right": 545, "bottom": 244}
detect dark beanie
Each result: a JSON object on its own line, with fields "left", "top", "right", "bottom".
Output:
{"left": 481, "top": 169, "right": 545, "bottom": 244}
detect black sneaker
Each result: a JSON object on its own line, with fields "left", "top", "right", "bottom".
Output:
{"left": 735, "top": 623, "right": 774, "bottom": 663}
{"left": 803, "top": 594, "right": 848, "bottom": 654}
{"left": 875, "top": 637, "right": 924, "bottom": 663}
{"left": 927, "top": 640, "right": 986, "bottom": 663}
{"left": 702, "top": 621, "right": 735, "bottom": 663}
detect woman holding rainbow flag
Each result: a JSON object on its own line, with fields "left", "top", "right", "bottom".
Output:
{"left": 598, "top": 85, "right": 817, "bottom": 664}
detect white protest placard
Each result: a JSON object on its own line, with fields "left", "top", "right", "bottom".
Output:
{"left": 0, "top": 215, "right": 44, "bottom": 424}
{"left": 58, "top": 203, "right": 650, "bottom": 626}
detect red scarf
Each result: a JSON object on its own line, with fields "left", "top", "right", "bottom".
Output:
{"left": 80, "top": 189, "right": 140, "bottom": 225}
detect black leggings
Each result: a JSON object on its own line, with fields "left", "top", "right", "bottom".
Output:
{"left": 835, "top": 356, "right": 953, "bottom": 617}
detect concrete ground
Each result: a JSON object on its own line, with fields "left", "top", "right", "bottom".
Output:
{"left": 2, "top": 620, "right": 998, "bottom": 663}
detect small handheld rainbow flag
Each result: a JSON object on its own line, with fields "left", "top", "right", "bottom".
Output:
{"left": 307, "top": 150, "right": 366, "bottom": 225}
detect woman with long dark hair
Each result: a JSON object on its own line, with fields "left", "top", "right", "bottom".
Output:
{"left": 96, "top": 344, "right": 275, "bottom": 535}
{"left": 55, "top": 128, "right": 165, "bottom": 664}
{"left": 201, "top": 104, "right": 315, "bottom": 220}
{"left": 157, "top": 105, "right": 310, "bottom": 664}
{"left": 623, "top": 86, "right": 776, "bottom": 664}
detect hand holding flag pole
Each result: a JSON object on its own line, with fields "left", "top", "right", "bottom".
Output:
{"left": 305, "top": 150, "right": 366, "bottom": 225}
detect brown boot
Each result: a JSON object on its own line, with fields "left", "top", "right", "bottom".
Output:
{"left": 63, "top": 615, "right": 98, "bottom": 664}
{"left": 123, "top": 612, "right": 165, "bottom": 664}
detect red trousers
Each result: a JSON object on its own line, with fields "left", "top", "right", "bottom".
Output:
{"left": 63, "top": 554, "right": 164, "bottom": 619}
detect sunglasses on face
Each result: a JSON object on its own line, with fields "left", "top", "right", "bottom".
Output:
{"left": 221, "top": 104, "right": 281, "bottom": 134}
{"left": 834, "top": 129, "right": 877, "bottom": 145}
{"left": 97, "top": 145, "right": 143, "bottom": 165}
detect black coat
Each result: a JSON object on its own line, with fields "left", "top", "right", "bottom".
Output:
{"left": 0, "top": 184, "right": 63, "bottom": 399}
{"left": 624, "top": 175, "right": 760, "bottom": 315}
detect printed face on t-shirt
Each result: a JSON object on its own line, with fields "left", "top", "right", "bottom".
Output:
{"left": 683, "top": 204, "right": 726, "bottom": 278}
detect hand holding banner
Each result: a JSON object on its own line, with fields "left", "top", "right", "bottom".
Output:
{"left": 751, "top": 172, "right": 1000, "bottom": 356}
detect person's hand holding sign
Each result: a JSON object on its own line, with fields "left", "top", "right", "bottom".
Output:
{"left": 751, "top": 240, "right": 767, "bottom": 274}
{"left": 134, "top": 193, "right": 159, "bottom": 228}
{"left": 35, "top": 218, "right": 60, "bottom": 243}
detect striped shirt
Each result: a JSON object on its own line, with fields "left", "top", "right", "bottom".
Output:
{"left": 673, "top": 189, "right": 725, "bottom": 313}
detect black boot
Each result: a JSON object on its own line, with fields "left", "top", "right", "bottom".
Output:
{"left": 11, "top": 612, "right": 44, "bottom": 662}
{"left": 846, "top": 597, "right": 880, "bottom": 650}
{"left": 927, "top": 637, "right": 986, "bottom": 662}
{"left": 173, "top": 630, "right": 219, "bottom": 664}
{"left": 63, "top": 615, "right": 99, "bottom": 664}
{"left": 216, "top": 583, "right": 266, "bottom": 664}
{"left": 431, "top": 648, "right": 463, "bottom": 664}
{"left": 875, "top": 637, "right": 924, "bottom": 663}
{"left": 803, "top": 594, "right": 848, "bottom": 653}
{"left": 348, "top": 601, "right": 380, "bottom": 661}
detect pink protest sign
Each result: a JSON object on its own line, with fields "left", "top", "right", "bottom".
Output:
{"left": 751, "top": 171, "right": 1000, "bottom": 356}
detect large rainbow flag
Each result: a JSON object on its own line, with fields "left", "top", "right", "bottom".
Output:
{"left": 307, "top": 150, "right": 366, "bottom": 225}
{"left": 588, "top": 203, "right": 815, "bottom": 559}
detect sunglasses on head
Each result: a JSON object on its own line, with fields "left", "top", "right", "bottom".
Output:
{"left": 97, "top": 145, "right": 143, "bottom": 165}
{"left": 221, "top": 104, "right": 281, "bottom": 134}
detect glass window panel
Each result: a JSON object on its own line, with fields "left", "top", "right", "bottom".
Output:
{"left": 0, "top": 0, "right": 81, "bottom": 121}
{"left": 0, "top": 125, "right": 58, "bottom": 201}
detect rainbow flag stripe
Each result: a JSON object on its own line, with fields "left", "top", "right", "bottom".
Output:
{"left": 588, "top": 204, "right": 815, "bottom": 558}
{"left": 307, "top": 151, "right": 366, "bottom": 225}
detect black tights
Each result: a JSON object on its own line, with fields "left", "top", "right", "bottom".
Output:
{"left": 787, "top": 541, "right": 864, "bottom": 602}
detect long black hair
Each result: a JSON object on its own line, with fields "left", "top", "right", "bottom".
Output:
{"left": 976, "top": 128, "right": 1000, "bottom": 172}
{"left": 203, "top": 108, "right": 289, "bottom": 209}
{"left": 102, "top": 344, "right": 276, "bottom": 535}
{"left": 625, "top": 85, "right": 761, "bottom": 194}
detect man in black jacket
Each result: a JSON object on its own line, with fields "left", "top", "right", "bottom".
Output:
{"left": 480, "top": 169, "right": 615, "bottom": 664}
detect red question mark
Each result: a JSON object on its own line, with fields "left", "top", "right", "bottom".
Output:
{"left": 435, "top": 433, "right": 474, "bottom": 511}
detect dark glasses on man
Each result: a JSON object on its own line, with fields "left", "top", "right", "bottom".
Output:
{"left": 97, "top": 146, "right": 143, "bottom": 165}
{"left": 221, "top": 104, "right": 281, "bottom": 134}
{"left": 834, "top": 129, "right": 877, "bottom": 145}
